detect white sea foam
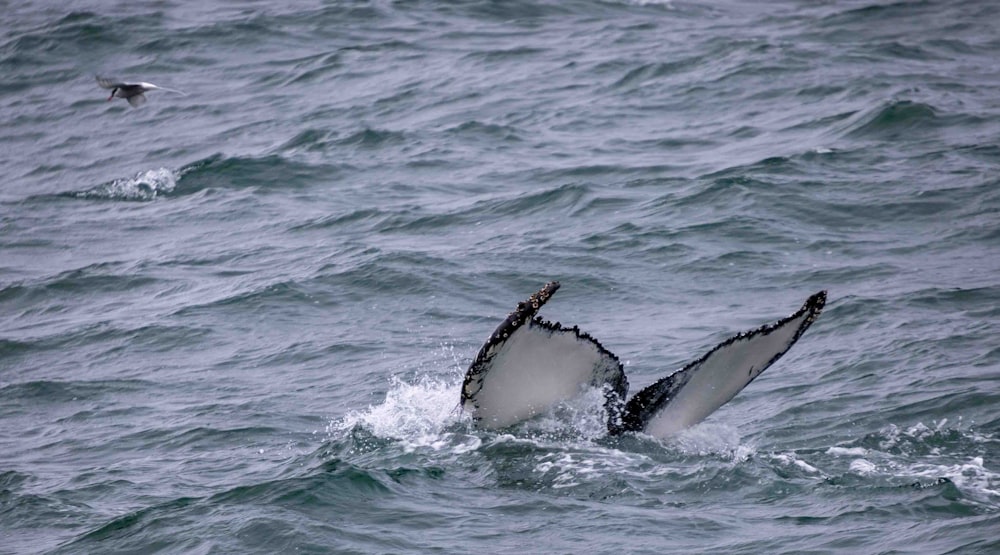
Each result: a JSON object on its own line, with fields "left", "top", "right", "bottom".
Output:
{"left": 670, "top": 421, "right": 750, "bottom": 461}
{"left": 535, "top": 453, "right": 599, "bottom": 489}
{"left": 517, "top": 387, "right": 613, "bottom": 440}
{"left": 334, "top": 373, "right": 468, "bottom": 450}
{"left": 529, "top": 440, "right": 661, "bottom": 490}
{"left": 77, "top": 168, "right": 177, "bottom": 200}
{"left": 849, "top": 459, "right": 878, "bottom": 475}
{"left": 774, "top": 452, "right": 822, "bottom": 474}
{"left": 827, "top": 446, "right": 868, "bottom": 456}
{"left": 332, "top": 369, "right": 699, "bottom": 490}
{"left": 900, "top": 456, "right": 999, "bottom": 502}
{"left": 876, "top": 420, "right": 953, "bottom": 451}
{"left": 794, "top": 458, "right": 821, "bottom": 473}
{"left": 827, "top": 423, "right": 999, "bottom": 505}
{"left": 627, "top": 0, "right": 674, "bottom": 7}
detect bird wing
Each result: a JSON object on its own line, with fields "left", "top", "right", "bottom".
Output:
{"left": 96, "top": 76, "right": 125, "bottom": 89}
{"left": 127, "top": 93, "right": 147, "bottom": 108}
{"left": 159, "top": 87, "right": 188, "bottom": 96}
{"left": 145, "top": 83, "right": 188, "bottom": 96}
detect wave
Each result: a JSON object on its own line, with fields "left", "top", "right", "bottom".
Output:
{"left": 444, "top": 120, "right": 524, "bottom": 142}
{"left": 323, "top": 365, "right": 1000, "bottom": 503}
{"left": 34, "top": 369, "right": 1000, "bottom": 554}
{"left": 176, "top": 153, "right": 339, "bottom": 192}
{"left": 819, "top": 422, "right": 1000, "bottom": 505}
{"left": 57, "top": 455, "right": 438, "bottom": 554}
{"left": 57, "top": 153, "right": 345, "bottom": 202}
{"left": 1, "top": 261, "right": 160, "bottom": 300}
{"left": 843, "top": 99, "right": 943, "bottom": 140}
{"left": 288, "top": 182, "right": 593, "bottom": 236}
{"left": 334, "top": 127, "right": 408, "bottom": 148}
{"left": 65, "top": 168, "right": 177, "bottom": 201}
{"left": 327, "top": 370, "right": 756, "bottom": 494}
{"left": 0, "top": 321, "right": 209, "bottom": 369}
{"left": 1, "top": 11, "right": 131, "bottom": 72}
{"left": 0, "top": 379, "right": 151, "bottom": 404}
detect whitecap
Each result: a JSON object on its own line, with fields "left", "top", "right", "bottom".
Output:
{"left": 849, "top": 459, "right": 877, "bottom": 475}
{"left": 774, "top": 452, "right": 822, "bottom": 474}
{"left": 74, "top": 167, "right": 178, "bottom": 201}
{"left": 827, "top": 446, "right": 868, "bottom": 456}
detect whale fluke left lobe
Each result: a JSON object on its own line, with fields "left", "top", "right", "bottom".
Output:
{"left": 461, "top": 282, "right": 627, "bottom": 431}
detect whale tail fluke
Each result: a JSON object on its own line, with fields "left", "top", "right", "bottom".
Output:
{"left": 461, "top": 284, "right": 825, "bottom": 439}
{"left": 460, "top": 282, "right": 628, "bottom": 432}
{"left": 617, "top": 291, "right": 826, "bottom": 437}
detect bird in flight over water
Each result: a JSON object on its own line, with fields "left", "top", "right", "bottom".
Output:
{"left": 96, "top": 76, "right": 187, "bottom": 108}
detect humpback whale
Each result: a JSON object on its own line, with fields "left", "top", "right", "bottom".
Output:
{"left": 461, "top": 282, "right": 825, "bottom": 438}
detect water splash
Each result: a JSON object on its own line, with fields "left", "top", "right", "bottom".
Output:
{"left": 332, "top": 373, "right": 469, "bottom": 449}
{"left": 323, "top": 365, "right": 769, "bottom": 499}
{"left": 73, "top": 168, "right": 177, "bottom": 201}
{"left": 668, "top": 422, "right": 749, "bottom": 460}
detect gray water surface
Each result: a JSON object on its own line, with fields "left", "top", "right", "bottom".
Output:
{"left": 2, "top": 1, "right": 999, "bottom": 553}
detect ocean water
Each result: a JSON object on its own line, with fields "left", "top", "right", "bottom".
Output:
{"left": 2, "top": 0, "right": 999, "bottom": 553}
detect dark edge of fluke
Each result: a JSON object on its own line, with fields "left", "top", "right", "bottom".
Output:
{"left": 460, "top": 282, "right": 630, "bottom": 432}
{"left": 460, "top": 281, "right": 562, "bottom": 411}
{"left": 529, "top": 316, "right": 629, "bottom": 432}
{"left": 616, "top": 290, "right": 827, "bottom": 434}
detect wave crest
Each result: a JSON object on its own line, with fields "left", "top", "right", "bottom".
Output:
{"left": 71, "top": 168, "right": 177, "bottom": 201}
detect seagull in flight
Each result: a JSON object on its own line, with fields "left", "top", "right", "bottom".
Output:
{"left": 96, "top": 76, "right": 187, "bottom": 107}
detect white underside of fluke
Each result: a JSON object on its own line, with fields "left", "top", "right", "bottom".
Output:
{"left": 470, "top": 320, "right": 618, "bottom": 429}
{"left": 642, "top": 309, "right": 812, "bottom": 438}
